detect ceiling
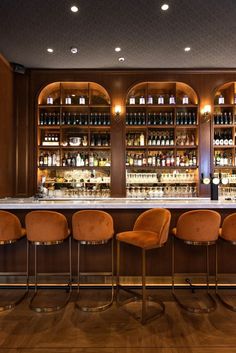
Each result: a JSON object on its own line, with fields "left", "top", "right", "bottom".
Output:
{"left": 0, "top": 0, "right": 236, "bottom": 69}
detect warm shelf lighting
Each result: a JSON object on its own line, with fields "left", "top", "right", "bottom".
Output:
{"left": 202, "top": 105, "right": 211, "bottom": 115}
{"left": 161, "top": 4, "right": 169, "bottom": 11}
{"left": 115, "top": 105, "right": 121, "bottom": 116}
{"left": 71, "top": 5, "right": 79, "bottom": 12}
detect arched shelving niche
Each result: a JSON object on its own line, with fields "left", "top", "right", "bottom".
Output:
{"left": 125, "top": 81, "right": 200, "bottom": 198}
{"left": 36, "top": 82, "right": 112, "bottom": 199}
{"left": 213, "top": 82, "right": 236, "bottom": 199}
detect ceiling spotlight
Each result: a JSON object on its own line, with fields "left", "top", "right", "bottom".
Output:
{"left": 70, "top": 47, "right": 78, "bottom": 54}
{"left": 47, "top": 48, "right": 54, "bottom": 53}
{"left": 71, "top": 5, "right": 79, "bottom": 12}
{"left": 161, "top": 4, "right": 169, "bottom": 11}
{"left": 118, "top": 57, "right": 125, "bottom": 62}
{"left": 184, "top": 47, "right": 191, "bottom": 52}
{"left": 115, "top": 47, "right": 121, "bottom": 52}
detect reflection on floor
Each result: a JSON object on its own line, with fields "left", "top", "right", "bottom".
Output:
{"left": 0, "top": 288, "right": 236, "bottom": 352}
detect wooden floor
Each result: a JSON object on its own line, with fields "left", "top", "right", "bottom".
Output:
{"left": 0, "top": 288, "right": 236, "bottom": 352}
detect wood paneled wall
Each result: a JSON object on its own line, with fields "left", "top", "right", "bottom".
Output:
{"left": 0, "top": 55, "right": 14, "bottom": 197}
{"left": 7, "top": 68, "right": 236, "bottom": 197}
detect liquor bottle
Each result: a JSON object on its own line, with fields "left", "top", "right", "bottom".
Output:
{"left": 147, "top": 95, "right": 153, "bottom": 104}
{"left": 139, "top": 96, "right": 145, "bottom": 104}
{"left": 129, "top": 96, "right": 135, "bottom": 105}
{"left": 140, "top": 133, "right": 145, "bottom": 146}
{"left": 65, "top": 96, "right": 72, "bottom": 105}
{"left": 39, "top": 153, "right": 44, "bottom": 167}
{"left": 218, "top": 94, "right": 224, "bottom": 105}
{"left": 158, "top": 96, "right": 164, "bottom": 104}
{"left": 182, "top": 95, "right": 189, "bottom": 104}
{"left": 169, "top": 95, "right": 175, "bottom": 105}
{"left": 47, "top": 96, "right": 53, "bottom": 105}
{"left": 79, "top": 96, "right": 85, "bottom": 105}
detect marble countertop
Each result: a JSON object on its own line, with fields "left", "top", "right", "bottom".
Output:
{"left": 0, "top": 197, "right": 235, "bottom": 209}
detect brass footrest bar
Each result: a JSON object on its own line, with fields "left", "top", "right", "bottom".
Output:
{"left": 116, "top": 284, "right": 165, "bottom": 324}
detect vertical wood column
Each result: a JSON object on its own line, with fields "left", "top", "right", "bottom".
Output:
{"left": 0, "top": 55, "right": 14, "bottom": 197}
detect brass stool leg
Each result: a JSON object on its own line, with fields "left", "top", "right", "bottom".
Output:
{"left": 30, "top": 238, "right": 72, "bottom": 313}
{"left": 117, "top": 245, "right": 165, "bottom": 325}
{"left": 0, "top": 239, "right": 29, "bottom": 312}
{"left": 75, "top": 239, "right": 114, "bottom": 312}
{"left": 172, "top": 239, "right": 216, "bottom": 313}
{"left": 216, "top": 242, "right": 236, "bottom": 311}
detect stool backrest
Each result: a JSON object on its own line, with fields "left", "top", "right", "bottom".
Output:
{"left": 0, "top": 211, "right": 23, "bottom": 241}
{"left": 26, "top": 211, "right": 69, "bottom": 242}
{"left": 133, "top": 208, "right": 171, "bottom": 245}
{"left": 221, "top": 213, "right": 236, "bottom": 242}
{"left": 175, "top": 210, "right": 221, "bottom": 242}
{"left": 72, "top": 210, "right": 114, "bottom": 242}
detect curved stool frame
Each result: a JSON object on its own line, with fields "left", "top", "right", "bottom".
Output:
{"left": 116, "top": 241, "right": 165, "bottom": 325}
{"left": 216, "top": 238, "right": 236, "bottom": 311}
{"left": 0, "top": 238, "right": 29, "bottom": 312}
{"left": 172, "top": 237, "right": 217, "bottom": 314}
{"left": 75, "top": 238, "right": 114, "bottom": 312}
{"left": 29, "top": 237, "right": 72, "bottom": 313}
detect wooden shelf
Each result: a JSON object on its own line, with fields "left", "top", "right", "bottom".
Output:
{"left": 38, "top": 166, "right": 110, "bottom": 170}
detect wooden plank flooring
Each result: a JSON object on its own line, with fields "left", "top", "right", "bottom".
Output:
{"left": 0, "top": 289, "right": 236, "bottom": 352}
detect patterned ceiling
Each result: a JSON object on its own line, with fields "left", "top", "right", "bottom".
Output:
{"left": 0, "top": 0, "right": 236, "bottom": 69}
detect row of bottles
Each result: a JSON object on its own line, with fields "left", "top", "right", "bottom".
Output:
{"left": 42, "top": 133, "right": 60, "bottom": 146}
{"left": 214, "top": 152, "right": 233, "bottom": 166}
{"left": 176, "top": 112, "right": 197, "bottom": 125}
{"left": 125, "top": 111, "right": 197, "bottom": 126}
{"left": 90, "top": 134, "right": 110, "bottom": 147}
{"left": 147, "top": 132, "right": 174, "bottom": 146}
{"left": 176, "top": 132, "right": 196, "bottom": 146}
{"left": 128, "top": 94, "right": 190, "bottom": 105}
{"left": 46, "top": 95, "right": 88, "bottom": 105}
{"left": 126, "top": 133, "right": 145, "bottom": 146}
{"left": 39, "top": 152, "right": 60, "bottom": 167}
{"left": 214, "top": 112, "right": 233, "bottom": 125}
{"left": 213, "top": 131, "right": 233, "bottom": 146}
{"left": 216, "top": 94, "right": 236, "bottom": 105}
{"left": 39, "top": 112, "right": 111, "bottom": 126}
{"left": 126, "top": 151, "right": 197, "bottom": 167}
{"left": 62, "top": 153, "right": 110, "bottom": 167}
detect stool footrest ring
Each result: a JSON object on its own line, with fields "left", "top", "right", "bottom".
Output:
{"left": 0, "top": 289, "right": 28, "bottom": 312}
{"left": 216, "top": 292, "right": 236, "bottom": 312}
{"left": 29, "top": 282, "right": 72, "bottom": 313}
{"left": 117, "top": 284, "right": 165, "bottom": 325}
{"left": 172, "top": 291, "right": 217, "bottom": 314}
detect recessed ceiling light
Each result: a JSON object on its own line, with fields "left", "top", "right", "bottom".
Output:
{"left": 118, "top": 57, "right": 125, "bottom": 62}
{"left": 161, "top": 4, "right": 169, "bottom": 11}
{"left": 47, "top": 48, "right": 54, "bottom": 53}
{"left": 70, "top": 47, "right": 78, "bottom": 54}
{"left": 184, "top": 47, "right": 191, "bottom": 52}
{"left": 71, "top": 5, "right": 79, "bottom": 12}
{"left": 115, "top": 47, "right": 121, "bottom": 52}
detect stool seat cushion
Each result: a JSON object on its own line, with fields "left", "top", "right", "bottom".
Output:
{"left": 26, "top": 211, "right": 69, "bottom": 243}
{"left": 117, "top": 230, "right": 164, "bottom": 249}
{"left": 0, "top": 211, "right": 25, "bottom": 242}
{"left": 172, "top": 210, "right": 220, "bottom": 243}
{"left": 220, "top": 213, "right": 236, "bottom": 242}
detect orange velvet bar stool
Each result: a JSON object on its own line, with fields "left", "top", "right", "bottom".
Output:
{"left": 0, "top": 211, "right": 28, "bottom": 311}
{"left": 72, "top": 210, "right": 114, "bottom": 312}
{"left": 25, "top": 211, "right": 72, "bottom": 313}
{"left": 172, "top": 210, "right": 221, "bottom": 313}
{"left": 116, "top": 208, "right": 171, "bottom": 325}
{"left": 216, "top": 213, "right": 236, "bottom": 311}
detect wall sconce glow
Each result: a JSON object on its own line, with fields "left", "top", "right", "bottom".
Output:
{"left": 71, "top": 5, "right": 79, "bottom": 12}
{"left": 115, "top": 105, "right": 121, "bottom": 115}
{"left": 161, "top": 4, "right": 169, "bottom": 11}
{"left": 47, "top": 48, "right": 54, "bottom": 53}
{"left": 202, "top": 105, "right": 211, "bottom": 115}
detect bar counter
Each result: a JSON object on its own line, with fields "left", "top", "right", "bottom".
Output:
{"left": 0, "top": 197, "right": 236, "bottom": 209}
{"left": 0, "top": 197, "right": 236, "bottom": 284}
